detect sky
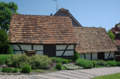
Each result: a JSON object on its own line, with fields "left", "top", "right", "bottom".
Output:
{"left": 1, "top": 0, "right": 120, "bottom": 31}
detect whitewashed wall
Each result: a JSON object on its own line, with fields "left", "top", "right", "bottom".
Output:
{"left": 12, "top": 44, "right": 43, "bottom": 55}
{"left": 56, "top": 45, "right": 74, "bottom": 56}
{"left": 105, "top": 52, "right": 114, "bottom": 59}
{"left": 92, "top": 53, "right": 97, "bottom": 60}
{"left": 85, "top": 53, "right": 91, "bottom": 60}
{"left": 79, "top": 54, "right": 84, "bottom": 58}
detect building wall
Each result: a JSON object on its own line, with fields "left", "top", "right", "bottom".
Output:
{"left": 54, "top": 11, "right": 79, "bottom": 26}
{"left": 79, "top": 52, "right": 114, "bottom": 60}
{"left": 11, "top": 44, "right": 74, "bottom": 57}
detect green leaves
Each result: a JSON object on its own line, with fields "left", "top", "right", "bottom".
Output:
{"left": 0, "top": 1, "right": 18, "bottom": 31}
{"left": 108, "top": 29, "right": 116, "bottom": 43}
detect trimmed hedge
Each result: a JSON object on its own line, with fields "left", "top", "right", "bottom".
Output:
{"left": 96, "top": 60, "right": 108, "bottom": 66}
{"left": 106, "top": 61, "right": 117, "bottom": 66}
{"left": 117, "top": 62, "right": 120, "bottom": 66}
{"left": 56, "top": 63, "right": 62, "bottom": 70}
{"left": 0, "top": 54, "right": 12, "bottom": 65}
{"left": 76, "top": 58, "right": 93, "bottom": 69}
{"left": 21, "top": 65, "right": 31, "bottom": 73}
{"left": 62, "top": 59, "right": 68, "bottom": 64}
{"left": 72, "top": 51, "right": 79, "bottom": 61}
{"left": 92, "top": 61, "right": 96, "bottom": 67}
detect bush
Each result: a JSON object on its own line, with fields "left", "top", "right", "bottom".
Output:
{"left": 0, "top": 54, "right": 12, "bottom": 64}
{"left": 96, "top": 60, "right": 108, "bottom": 66}
{"left": 50, "top": 57, "right": 63, "bottom": 63}
{"left": 92, "top": 61, "right": 96, "bottom": 67}
{"left": 117, "top": 62, "right": 120, "bottom": 66}
{"left": 2, "top": 67, "right": 12, "bottom": 73}
{"left": 12, "top": 68, "right": 18, "bottom": 73}
{"left": 67, "top": 59, "right": 73, "bottom": 63}
{"left": 2, "top": 68, "right": 7, "bottom": 72}
{"left": 7, "top": 67, "right": 12, "bottom": 73}
{"left": 21, "top": 65, "right": 31, "bottom": 73}
{"left": 6, "top": 45, "right": 13, "bottom": 54}
{"left": 56, "top": 63, "right": 62, "bottom": 70}
{"left": 62, "top": 59, "right": 68, "bottom": 64}
{"left": 72, "top": 51, "right": 79, "bottom": 61}
{"left": 7, "top": 54, "right": 52, "bottom": 69}
{"left": 106, "top": 61, "right": 117, "bottom": 66}
{"left": 76, "top": 58, "right": 93, "bottom": 69}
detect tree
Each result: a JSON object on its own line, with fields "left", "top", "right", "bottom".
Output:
{"left": 72, "top": 51, "right": 80, "bottom": 62}
{"left": 0, "top": 28, "right": 13, "bottom": 54}
{"left": 108, "top": 29, "right": 116, "bottom": 43}
{"left": 0, "top": 2, "right": 18, "bottom": 31}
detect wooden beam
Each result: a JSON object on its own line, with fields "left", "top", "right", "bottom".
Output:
{"left": 74, "top": 44, "right": 76, "bottom": 54}
{"left": 62, "top": 45, "right": 69, "bottom": 56}
{"left": 91, "top": 53, "right": 92, "bottom": 60}
{"left": 83, "top": 53, "right": 86, "bottom": 59}
{"left": 108, "top": 52, "right": 111, "bottom": 59}
{"left": 32, "top": 44, "right": 33, "bottom": 50}
{"left": 18, "top": 44, "right": 23, "bottom": 54}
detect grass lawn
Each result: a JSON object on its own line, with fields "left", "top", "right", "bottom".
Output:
{"left": 93, "top": 73, "right": 120, "bottom": 79}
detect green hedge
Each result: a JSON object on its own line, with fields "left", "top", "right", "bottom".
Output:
{"left": 96, "top": 60, "right": 108, "bottom": 66}
{"left": 7, "top": 54, "right": 52, "bottom": 69}
{"left": 76, "top": 58, "right": 93, "bottom": 69}
{"left": 0, "top": 54, "right": 12, "bottom": 65}
{"left": 106, "top": 61, "right": 117, "bottom": 66}
{"left": 50, "top": 57, "right": 64, "bottom": 63}
{"left": 72, "top": 51, "right": 79, "bottom": 61}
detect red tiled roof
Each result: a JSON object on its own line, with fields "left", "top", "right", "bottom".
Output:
{"left": 9, "top": 14, "right": 77, "bottom": 44}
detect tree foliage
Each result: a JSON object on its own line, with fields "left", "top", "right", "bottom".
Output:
{"left": 108, "top": 29, "right": 116, "bottom": 43}
{"left": 0, "top": 2, "right": 18, "bottom": 31}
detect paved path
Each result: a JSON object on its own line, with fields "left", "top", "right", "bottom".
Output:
{"left": 0, "top": 67, "right": 120, "bottom": 79}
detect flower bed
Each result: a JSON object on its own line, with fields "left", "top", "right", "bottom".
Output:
{"left": 63, "top": 63, "right": 83, "bottom": 70}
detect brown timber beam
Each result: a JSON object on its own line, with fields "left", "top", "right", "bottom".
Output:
{"left": 18, "top": 44, "right": 23, "bottom": 54}
{"left": 32, "top": 44, "right": 33, "bottom": 50}
{"left": 108, "top": 52, "right": 111, "bottom": 59}
{"left": 91, "top": 53, "right": 92, "bottom": 60}
{"left": 83, "top": 53, "right": 86, "bottom": 59}
{"left": 62, "top": 45, "right": 69, "bottom": 56}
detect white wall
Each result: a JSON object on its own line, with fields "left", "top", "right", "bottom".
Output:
{"left": 85, "top": 53, "right": 91, "bottom": 60}
{"left": 56, "top": 45, "right": 74, "bottom": 56}
{"left": 79, "top": 54, "right": 84, "bottom": 58}
{"left": 12, "top": 45, "right": 20, "bottom": 50}
{"left": 105, "top": 52, "right": 114, "bottom": 59}
{"left": 92, "top": 53, "right": 97, "bottom": 60}
{"left": 56, "top": 45, "right": 74, "bottom": 50}
{"left": 33, "top": 45, "right": 43, "bottom": 50}
{"left": 14, "top": 51, "right": 22, "bottom": 54}
{"left": 36, "top": 51, "right": 43, "bottom": 55}
{"left": 21, "top": 45, "right": 31, "bottom": 50}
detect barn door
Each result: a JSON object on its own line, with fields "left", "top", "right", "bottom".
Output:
{"left": 98, "top": 52, "right": 104, "bottom": 59}
{"left": 44, "top": 45, "right": 56, "bottom": 57}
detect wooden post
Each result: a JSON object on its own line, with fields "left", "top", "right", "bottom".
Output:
{"left": 91, "top": 53, "right": 92, "bottom": 60}
{"left": 31, "top": 44, "right": 33, "bottom": 50}
{"left": 108, "top": 52, "right": 111, "bottom": 59}
{"left": 83, "top": 53, "right": 86, "bottom": 59}
{"left": 18, "top": 44, "right": 23, "bottom": 54}
{"left": 62, "top": 45, "right": 69, "bottom": 56}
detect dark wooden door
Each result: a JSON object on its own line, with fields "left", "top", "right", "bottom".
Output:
{"left": 44, "top": 45, "right": 56, "bottom": 57}
{"left": 98, "top": 52, "right": 104, "bottom": 59}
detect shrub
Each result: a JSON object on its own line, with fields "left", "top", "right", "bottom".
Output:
{"left": 12, "top": 68, "right": 18, "bottom": 73}
{"left": 56, "top": 63, "right": 62, "bottom": 70}
{"left": 67, "top": 59, "right": 73, "bottom": 63}
{"left": 2, "top": 67, "right": 12, "bottom": 73}
{"left": 107, "top": 61, "right": 117, "bottom": 66}
{"left": 62, "top": 59, "right": 68, "bottom": 64}
{"left": 72, "top": 51, "right": 80, "bottom": 61}
{"left": 96, "top": 60, "right": 108, "bottom": 66}
{"left": 2, "top": 68, "right": 7, "bottom": 72}
{"left": 7, "top": 54, "right": 52, "bottom": 69}
{"left": 6, "top": 45, "right": 13, "bottom": 54}
{"left": 50, "top": 57, "right": 63, "bottom": 63}
{"left": 7, "top": 67, "right": 12, "bottom": 73}
{"left": 76, "top": 58, "right": 93, "bottom": 69}
{"left": 21, "top": 65, "right": 31, "bottom": 73}
{"left": 0, "top": 54, "right": 12, "bottom": 64}
{"left": 117, "top": 62, "right": 120, "bottom": 66}
{"left": 92, "top": 61, "right": 96, "bottom": 67}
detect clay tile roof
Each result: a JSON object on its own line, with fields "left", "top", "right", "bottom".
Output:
{"left": 9, "top": 14, "right": 77, "bottom": 44}
{"left": 74, "top": 27, "right": 118, "bottom": 53}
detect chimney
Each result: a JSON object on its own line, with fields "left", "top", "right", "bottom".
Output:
{"left": 50, "top": 13, "right": 52, "bottom": 16}
{"left": 115, "top": 24, "right": 118, "bottom": 31}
